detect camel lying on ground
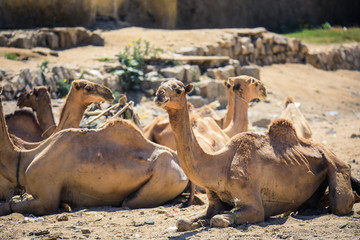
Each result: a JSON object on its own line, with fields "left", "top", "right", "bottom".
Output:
{"left": 192, "top": 79, "right": 235, "bottom": 129}
{"left": 154, "top": 79, "right": 356, "bottom": 230}
{"left": 16, "top": 86, "right": 56, "bottom": 138}
{"left": 11, "top": 80, "right": 115, "bottom": 149}
{"left": 0, "top": 86, "right": 188, "bottom": 215}
{"left": 280, "top": 96, "right": 312, "bottom": 139}
{"left": 144, "top": 76, "right": 266, "bottom": 151}
{"left": 6, "top": 86, "right": 55, "bottom": 143}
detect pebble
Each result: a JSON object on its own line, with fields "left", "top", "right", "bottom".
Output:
{"left": 145, "top": 218, "right": 155, "bottom": 225}
{"left": 56, "top": 214, "right": 69, "bottom": 222}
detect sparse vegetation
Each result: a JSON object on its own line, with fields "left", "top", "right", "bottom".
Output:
{"left": 97, "top": 57, "right": 112, "bottom": 62}
{"left": 283, "top": 26, "right": 360, "bottom": 44}
{"left": 56, "top": 79, "right": 72, "bottom": 98}
{"left": 115, "top": 38, "right": 163, "bottom": 91}
{"left": 4, "top": 53, "right": 19, "bottom": 61}
{"left": 37, "top": 60, "right": 49, "bottom": 85}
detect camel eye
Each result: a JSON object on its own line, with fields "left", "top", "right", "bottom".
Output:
{"left": 255, "top": 83, "right": 258, "bottom": 87}
{"left": 176, "top": 89, "right": 182, "bottom": 94}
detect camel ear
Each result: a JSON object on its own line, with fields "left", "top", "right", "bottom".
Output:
{"left": 228, "top": 77, "right": 235, "bottom": 86}
{"left": 47, "top": 86, "right": 51, "bottom": 92}
{"left": 73, "top": 81, "right": 81, "bottom": 90}
{"left": 184, "top": 84, "right": 193, "bottom": 94}
{"left": 33, "top": 88, "right": 38, "bottom": 96}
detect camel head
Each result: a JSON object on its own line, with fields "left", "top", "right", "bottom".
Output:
{"left": 17, "top": 86, "right": 51, "bottom": 110}
{"left": 284, "top": 96, "right": 295, "bottom": 108}
{"left": 228, "top": 75, "right": 267, "bottom": 102}
{"left": 154, "top": 79, "right": 193, "bottom": 110}
{"left": 71, "top": 80, "right": 115, "bottom": 104}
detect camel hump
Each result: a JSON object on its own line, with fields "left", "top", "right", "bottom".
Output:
{"left": 268, "top": 118, "right": 299, "bottom": 145}
{"left": 284, "top": 96, "right": 295, "bottom": 108}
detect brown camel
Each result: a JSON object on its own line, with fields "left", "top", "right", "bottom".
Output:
{"left": 280, "top": 96, "right": 312, "bottom": 139}
{"left": 0, "top": 86, "right": 188, "bottom": 215}
{"left": 5, "top": 110, "right": 44, "bottom": 142}
{"left": 12, "top": 80, "right": 115, "bottom": 149}
{"left": 6, "top": 86, "right": 57, "bottom": 142}
{"left": 143, "top": 76, "right": 266, "bottom": 151}
{"left": 192, "top": 79, "right": 235, "bottom": 129}
{"left": 17, "top": 86, "right": 56, "bottom": 138}
{"left": 154, "top": 79, "right": 354, "bottom": 230}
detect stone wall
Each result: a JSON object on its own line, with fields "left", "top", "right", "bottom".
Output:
{"left": 306, "top": 44, "right": 360, "bottom": 71}
{"left": 0, "top": 27, "right": 104, "bottom": 49}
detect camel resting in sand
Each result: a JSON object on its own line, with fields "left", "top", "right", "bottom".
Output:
{"left": 11, "top": 80, "right": 115, "bottom": 149}
{"left": 144, "top": 76, "right": 266, "bottom": 151}
{"left": 154, "top": 79, "right": 357, "bottom": 230}
{"left": 280, "top": 96, "right": 312, "bottom": 139}
{"left": 5, "top": 86, "right": 56, "bottom": 143}
{"left": 0, "top": 86, "right": 188, "bottom": 215}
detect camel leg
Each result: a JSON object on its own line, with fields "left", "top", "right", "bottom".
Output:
{"left": 210, "top": 188, "right": 264, "bottom": 228}
{"left": 122, "top": 152, "right": 188, "bottom": 208}
{"left": 325, "top": 150, "right": 354, "bottom": 215}
{"left": 177, "top": 190, "right": 229, "bottom": 231}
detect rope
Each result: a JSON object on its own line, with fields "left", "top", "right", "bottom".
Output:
{"left": 41, "top": 125, "right": 56, "bottom": 138}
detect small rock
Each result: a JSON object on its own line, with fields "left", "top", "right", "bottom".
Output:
{"left": 29, "top": 230, "right": 50, "bottom": 236}
{"left": 144, "top": 218, "right": 155, "bottom": 225}
{"left": 56, "top": 214, "right": 69, "bottom": 221}
{"left": 81, "top": 229, "right": 91, "bottom": 234}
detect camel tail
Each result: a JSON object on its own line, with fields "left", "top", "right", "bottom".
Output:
{"left": 321, "top": 147, "right": 354, "bottom": 215}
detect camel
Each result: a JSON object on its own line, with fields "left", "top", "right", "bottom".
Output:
{"left": 5, "top": 86, "right": 56, "bottom": 143}
{"left": 192, "top": 79, "right": 235, "bottom": 129}
{"left": 280, "top": 96, "right": 312, "bottom": 139}
{"left": 154, "top": 79, "right": 355, "bottom": 230}
{"left": 5, "top": 110, "right": 44, "bottom": 142}
{"left": 143, "top": 76, "right": 266, "bottom": 151}
{"left": 0, "top": 86, "right": 189, "bottom": 215}
{"left": 17, "top": 86, "right": 56, "bottom": 138}
{"left": 11, "top": 80, "right": 115, "bottom": 149}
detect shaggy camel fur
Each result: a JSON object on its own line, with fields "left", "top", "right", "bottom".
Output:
{"left": 280, "top": 96, "right": 312, "bottom": 139}
{"left": 0, "top": 87, "right": 188, "bottom": 215}
{"left": 154, "top": 80, "right": 354, "bottom": 230}
{"left": 12, "top": 80, "right": 115, "bottom": 149}
{"left": 143, "top": 76, "right": 266, "bottom": 151}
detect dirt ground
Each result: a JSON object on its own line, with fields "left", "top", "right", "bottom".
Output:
{"left": 0, "top": 27, "right": 360, "bottom": 239}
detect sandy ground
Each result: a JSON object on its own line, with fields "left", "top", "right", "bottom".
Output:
{"left": 0, "top": 27, "right": 360, "bottom": 239}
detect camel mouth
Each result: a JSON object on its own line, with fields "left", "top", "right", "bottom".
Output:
{"left": 104, "top": 96, "right": 115, "bottom": 103}
{"left": 154, "top": 95, "right": 169, "bottom": 107}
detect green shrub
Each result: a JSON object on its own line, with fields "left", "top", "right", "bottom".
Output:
{"left": 5, "top": 53, "right": 19, "bottom": 61}
{"left": 115, "top": 38, "right": 163, "bottom": 91}
{"left": 56, "top": 79, "right": 72, "bottom": 98}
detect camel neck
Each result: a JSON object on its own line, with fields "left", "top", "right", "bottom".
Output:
{"left": 166, "top": 102, "right": 220, "bottom": 189}
{"left": 36, "top": 98, "right": 56, "bottom": 138}
{"left": 222, "top": 90, "right": 234, "bottom": 129}
{"left": 54, "top": 91, "right": 87, "bottom": 134}
{"left": 223, "top": 95, "right": 249, "bottom": 138}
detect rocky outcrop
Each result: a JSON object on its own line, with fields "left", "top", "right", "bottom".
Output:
{"left": 0, "top": 27, "right": 104, "bottom": 49}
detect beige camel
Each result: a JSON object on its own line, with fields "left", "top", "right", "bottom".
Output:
{"left": 280, "top": 96, "right": 312, "bottom": 139}
{"left": 11, "top": 80, "right": 115, "bottom": 149}
{"left": 154, "top": 79, "right": 354, "bottom": 230}
{"left": 0, "top": 86, "right": 188, "bottom": 215}
{"left": 143, "top": 76, "right": 266, "bottom": 151}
